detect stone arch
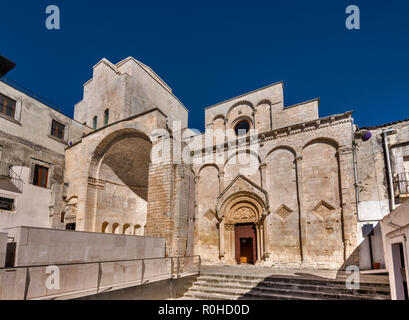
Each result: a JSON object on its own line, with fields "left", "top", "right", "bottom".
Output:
{"left": 303, "top": 137, "right": 339, "bottom": 151}
{"left": 223, "top": 149, "right": 262, "bottom": 186}
{"left": 219, "top": 191, "right": 268, "bottom": 265}
{"left": 133, "top": 224, "right": 141, "bottom": 235}
{"left": 220, "top": 191, "right": 267, "bottom": 220}
{"left": 91, "top": 128, "right": 152, "bottom": 164}
{"left": 123, "top": 223, "right": 131, "bottom": 235}
{"left": 87, "top": 128, "right": 151, "bottom": 235}
{"left": 223, "top": 149, "right": 262, "bottom": 168}
{"left": 225, "top": 101, "right": 255, "bottom": 133}
{"left": 302, "top": 137, "right": 343, "bottom": 264}
{"left": 112, "top": 223, "right": 120, "bottom": 234}
{"left": 264, "top": 147, "right": 300, "bottom": 260}
{"left": 230, "top": 116, "right": 254, "bottom": 133}
{"left": 256, "top": 99, "right": 272, "bottom": 107}
{"left": 198, "top": 163, "right": 220, "bottom": 176}
{"left": 212, "top": 114, "right": 225, "bottom": 123}
{"left": 226, "top": 100, "right": 254, "bottom": 120}
{"left": 265, "top": 145, "right": 297, "bottom": 159}
{"left": 102, "top": 221, "right": 109, "bottom": 233}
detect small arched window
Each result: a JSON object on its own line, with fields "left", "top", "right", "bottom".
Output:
{"left": 234, "top": 120, "right": 250, "bottom": 136}
{"left": 102, "top": 221, "right": 109, "bottom": 233}
{"left": 104, "top": 109, "right": 109, "bottom": 126}
{"left": 112, "top": 223, "right": 119, "bottom": 234}
{"left": 93, "top": 116, "right": 97, "bottom": 130}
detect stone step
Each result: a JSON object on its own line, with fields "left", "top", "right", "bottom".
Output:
{"left": 188, "top": 283, "right": 389, "bottom": 300}
{"left": 195, "top": 277, "right": 390, "bottom": 296}
{"left": 198, "top": 273, "right": 390, "bottom": 289}
{"left": 184, "top": 289, "right": 312, "bottom": 300}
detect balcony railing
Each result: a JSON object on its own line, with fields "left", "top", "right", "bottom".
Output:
{"left": 0, "top": 161, "right": 23, "bottom": 193}
{"left": 0, "top": 77, "right": 61, "bottom": 112}
{"left": 394, "top": 172, "right": 409, "bottom": 197}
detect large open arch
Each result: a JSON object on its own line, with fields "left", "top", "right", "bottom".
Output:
{"left": 86, "top": 128, "right": 152, "bottom": 234}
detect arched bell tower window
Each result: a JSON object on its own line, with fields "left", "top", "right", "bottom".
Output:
{"left": 234, "top": 120, "right": 250, "bottom": 136}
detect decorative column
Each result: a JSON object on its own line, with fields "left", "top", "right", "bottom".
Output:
{"left": 256, "top": 225, "right": 261, "bottom": 262}
{"left": 219, "top": 218, "right": 225, "bottom": 260}
{"left": 337, "top": 145, "right": 358, "bottom": 266}
{"left": 260, "top": 163, "right": 267, "bottom": 189}
{"left": 295, "top": 154, "right": 305, "bottom": 263}
{"left": 218, "top": 171, "right": 225, "bottom": 194}
{"left": 263, "top": 216, "right": 269, "bottom": 259}
{"left": 259, "top": 222, "right": 265, "bottom": 260}
{"left": 225, "top": 224, "right": 236, "bottom": 264}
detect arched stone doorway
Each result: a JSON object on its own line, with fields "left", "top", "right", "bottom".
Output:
{"left": 218, "top": 191, "right": 268, "bottom": 265}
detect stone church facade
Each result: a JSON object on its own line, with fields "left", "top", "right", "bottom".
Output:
{"left": 61, "top": 57, "right": 358, "bottom": 269}
{"left": 1, "top": 56, "right": 360, "bottom": 270}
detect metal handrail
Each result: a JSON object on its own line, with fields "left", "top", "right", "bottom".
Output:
{"left": 0, "top": 161, "right": 9, "bottom": 177}
{"left": 0, "top": 254, "right": 201, "bottom": 270}
{"left": 0, "top": 160, "right": 23, "bottom": 192}
{"left": 0, "top": 254, "right": 201, "bottom": 300}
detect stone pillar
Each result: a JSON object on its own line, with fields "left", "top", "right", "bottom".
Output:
{"left": 338, "top": 145, "right": 358, "bottom": 266}
{"left": 219, "top": 219, "right": 225, "bottom": 260}
{"left": 260, "top": 163, "right": 267, "bottom": 189}
{"left": 263, "top": 217, "right": 269, "bottom": 258}
{"left": 256, "top": 226, "right": 261, "bottom": 262}
{"left": 295, "top": 154, "right": 305, "bottom": 263}
{"left": 259, "top": 222, "right": 265, "bottom": 260}
{"left": 218, "top": 171, "right": 225, "bottom": 194}
{"left": 225, "top": 224, "right": 236, "bottom": 264}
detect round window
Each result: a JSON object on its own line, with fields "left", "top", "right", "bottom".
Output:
{"left": 234, "top": 120, "right": 250, "bottom": 136}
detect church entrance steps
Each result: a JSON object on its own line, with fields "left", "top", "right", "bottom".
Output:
{"left": 183, "top": 266, "right": 391, "bottom": 300}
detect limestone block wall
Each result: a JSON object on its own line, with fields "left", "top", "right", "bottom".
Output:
{"left": 194, "top": 165, "right": 220, "bottom": 263}
{"left": 204, "top": 82, "right": 284, "bottom": 129}
{"left": 6, "top": 226, "right": 165, "bottom": 266}
{"left": 74, "top": 57, "right": 188, "bottom": 130}
{"left": 265, "top": 148, "right": 300, "bottom": 263}
{"left": 64, "top": 109, "right": 167, "bottom": 233}
{"left": 274, "top": 99, "right": 319, "bottom": 129}
{"left": 192, "top": 112, "right": 358, "bottom": 269}
{"left": 204, "top": 82, "right": 319, "bottom": 135}
{"left": 145, "top": 161, "right": 195, "bottom": 257}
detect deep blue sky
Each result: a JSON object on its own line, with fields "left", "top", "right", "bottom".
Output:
{"left": 1, "top": 0, "right": 409, "bottom": 131}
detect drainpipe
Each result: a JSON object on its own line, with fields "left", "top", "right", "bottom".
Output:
{"left": 382, "top": 128, "right": 396, "bottom": 212}
{"left": 352, "top": 123, "right": 360, "bottom": 220}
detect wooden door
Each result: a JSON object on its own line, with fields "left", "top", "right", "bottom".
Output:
{"left": 235, "top": 223, "right": 257, "bottom": 264}
{"left": 240, "top": 238, "right": 253, "bottom": 263}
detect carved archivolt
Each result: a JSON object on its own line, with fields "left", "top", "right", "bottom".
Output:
{"left": 221, "top": 193, "right": 266, "bottom": 224}
{"left": 64, "top": 196, "right": 78, "bottom": 223}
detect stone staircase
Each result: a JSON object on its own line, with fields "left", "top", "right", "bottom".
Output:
{"left": 183, "top": 270, "right": 391, "bottom": 300}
